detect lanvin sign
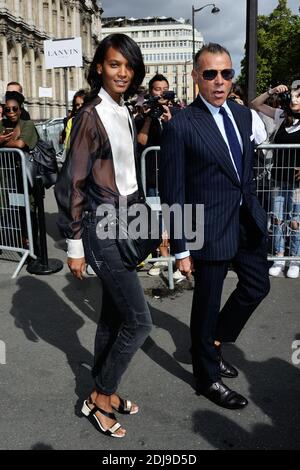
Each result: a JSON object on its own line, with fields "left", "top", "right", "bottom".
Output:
{"left": 44, "top": 37, "right": 83, "bottom": 69}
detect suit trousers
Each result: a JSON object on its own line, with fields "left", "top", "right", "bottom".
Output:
{"left": 190, "top": 214, "right": 270, "bottom": 387}
{"left": 82, "top": 215, "right": 152, "bottom": 395}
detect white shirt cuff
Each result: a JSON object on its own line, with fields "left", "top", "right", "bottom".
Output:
{"left": 67, "top": 239, "right": 85, "bottom": 258}
{"left": 175, "top": 251, "right": 190, "bottom": 260}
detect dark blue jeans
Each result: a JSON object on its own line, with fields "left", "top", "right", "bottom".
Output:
{"left": 82, "top": 216, "right": 152, "bottom": 395}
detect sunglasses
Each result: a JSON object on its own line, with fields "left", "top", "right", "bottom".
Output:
{"left": 4, "top": 106, "right": 19, "bottom": 113}
{"left": 201, "top": 69, "right": 235, "bottom": 81}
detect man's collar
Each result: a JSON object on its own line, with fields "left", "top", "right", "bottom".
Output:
{"left": 199, "top": 93, "right": 232, "bottom": 116}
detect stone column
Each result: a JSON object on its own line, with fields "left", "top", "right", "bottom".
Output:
{"left": 29, "top": 47, "right": 36, "bottom": 98}
{"left": 59, "top": 69, "right": 64, "bottom": 102}
{"left": 42, "top": 54, "right": 47, "bottom": 87}
{"left": 16, "top": 40, "right": 24, "bottom": 87}
{"left": 0, "top": 35, "right": 9, "bottom": 84}
{"left": 13, "top": 0, "right": 20, "bottom": 17}
{"left": 64, "top": 3, "right": 68, "bottom": 37}
{"left": 51, "top": 69, "right": 56, "bottom": 102}
{"left": 38, "top": 0, "right": 44, "bottom": 32}
{"left": 26, "top": 0, "right": 33, "bottom": 25}
{"left": 56, "top": 0, "right": 61, "bottom": 38}
{"left": 49, "top": 0, "right": 53, "bottom": 35}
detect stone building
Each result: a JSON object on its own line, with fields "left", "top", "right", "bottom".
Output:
{"left": 0, "top": 0, "right": 102, "bottom": 119}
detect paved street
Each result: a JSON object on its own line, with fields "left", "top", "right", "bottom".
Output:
{"left": 0, "top": 188, "right": 299, "bottom": 450}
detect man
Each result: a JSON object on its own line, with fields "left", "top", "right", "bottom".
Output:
{"left": 135, "top": 74, "right": 183, "bottom": 279}
{"left": 159, "top": 43, "right": 270, "bottom": 409}
{"left": 135, "top": 73, "right": 173, "bottom": 197}
{"left": 6, "top": 81, "right": 31, "bottom": 120}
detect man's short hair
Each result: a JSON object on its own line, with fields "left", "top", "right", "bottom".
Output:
{"left": 6, "top": 81, "right": 23, "bottom": 93}
{"left": 194, "top": 43, "right": 231, "bottom": 69}
{"left": 148, "top": 74, "right": 169, "bottom": 92}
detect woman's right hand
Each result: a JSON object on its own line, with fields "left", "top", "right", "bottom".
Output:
{"left": 269, "top": 84, "right": 288, "bottom": 95}
{"left": 0, "top": 131, "right": 13, "bottom": 145}
{"left": 67, "top": 257, "right": 86, "bottom": 280}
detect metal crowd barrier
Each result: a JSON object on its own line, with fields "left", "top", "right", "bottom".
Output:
{"left": 141, "top": 144, "right": 300, "bottom": 286}
{"left": 35, "top": 118, "right": 64, "bottom": 162}
{"left": 141, "top": 146, "right": 175, "bottom": 289}
{"left": 0, "top": 149, "right": 36, "bottom": 277}
{"left": 255, "top": 143, "right": 300, "bottom": 261}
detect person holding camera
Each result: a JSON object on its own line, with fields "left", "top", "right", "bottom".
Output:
{"left": 135, "top": 74, "right": 173, "bottom": 197}
{"left": 251, "top": 81, "right": 300, "bottom": 278}
{"left": 135, "top": 74, "right": 182, "bottom": 277}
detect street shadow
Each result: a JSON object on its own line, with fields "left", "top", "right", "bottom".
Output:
{"left": 31, "top": 442, "right": 54, "bottom": 450}
{"left": 62, "top": 273, "right": 101, "bottom": 325}
{"left": 142, "top": 305, "right": 194, "bottom": 387}
{"left": 61, "top": 275, "right": 194, "bottom": 388}
{"left": 192, "top": 343, "right": 300, "bottom": 449}
{"left": 10, "top": 276, "right": 96, "bottom": 413}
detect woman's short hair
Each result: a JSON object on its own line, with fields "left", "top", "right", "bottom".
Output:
{"left": 5, "top": 91, "right": 24, "bottom": 107}
{"left": 87, "top": 33, "right": 145, "bottom": 101}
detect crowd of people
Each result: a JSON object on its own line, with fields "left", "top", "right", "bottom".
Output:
{"left": 1, "top": 32, "right": 299, "bottom": 439}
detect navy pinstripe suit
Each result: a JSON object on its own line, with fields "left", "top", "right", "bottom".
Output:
{"left": 159, "top": 96, "right": 270, "bottom": 386}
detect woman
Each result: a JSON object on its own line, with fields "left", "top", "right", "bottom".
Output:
{"left": 0, "top": 92, "right": 38, "bottom": 248}
{"left": 252, "top": 82, "right": 300, "bottom": 278}
{"left": 0, "top": 91, "right": 37, "bottom": 152}
{"left": 55, "top": 34, "right": 152, "bottom": 438}
{"left": 63, "top": 89, "right": 87, "bottom": 150}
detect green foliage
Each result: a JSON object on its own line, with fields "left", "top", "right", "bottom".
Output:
{"left": 238, "top": 0, "right": 300, "bottom": 94}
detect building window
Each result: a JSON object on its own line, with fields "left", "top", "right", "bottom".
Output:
{"left": 163, "top": 65, "right": 167, "bottom": 73}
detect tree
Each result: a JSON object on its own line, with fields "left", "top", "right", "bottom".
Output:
{"left": 238, "top": 0, "right": 300, "bottom": 94}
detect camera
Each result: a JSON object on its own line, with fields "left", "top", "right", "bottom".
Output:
{"left": 143, "top": 91, "right": 175, "bottom": 119}
{"left": 278, "top": 91, "right": 291, "bottom": 110}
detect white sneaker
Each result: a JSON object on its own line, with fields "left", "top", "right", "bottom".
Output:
{"left": 86, "top": 265, "right": 96, "bottom": 276}
{"left": 287, "top": 261, "right": 300, "bottom": 279}
{"left": 148, "top": 261, "right": 168, "bottom": 276}
{"left": 269, "top": 260, "right": 285, "bottom": 277}
{"left": 173, "top": 269, "right": 186, "bottom": 283}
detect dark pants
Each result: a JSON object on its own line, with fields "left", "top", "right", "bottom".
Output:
{"left": 82, "top": 216, "right": 152, "bottom": 395}
{"left": 191, "top": 216, "right": 270, "bottom": 387}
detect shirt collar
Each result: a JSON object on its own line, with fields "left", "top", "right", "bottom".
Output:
{"left": 99, "top": 87, "right": 125, "bottom": 109}
{"left": 199, "top": 93, "right": 233, "bottom": 117}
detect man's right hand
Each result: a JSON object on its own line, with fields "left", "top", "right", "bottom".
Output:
{"left": 67, "top": 257, "right": 86, "bottom": 280}
{"left": 176, "top": 256, "right": 194, "bottom": 279}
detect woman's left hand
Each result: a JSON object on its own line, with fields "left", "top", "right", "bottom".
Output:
{"left": 67, "top": 256, "right": 86, "bottom": 280}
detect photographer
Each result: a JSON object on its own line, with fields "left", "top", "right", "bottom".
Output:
{"left": 136, "top": 75, "right": 172, "bottom": 158}
{"left": 135, "top": 74, "right": 182, "bottom": 278}
{"left": 251, "top": 81, "right": 300, "bottom": 278}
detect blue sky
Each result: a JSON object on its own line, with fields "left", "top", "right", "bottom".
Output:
{"left": 101, "top": 0, "right": 300, "bottom": 76}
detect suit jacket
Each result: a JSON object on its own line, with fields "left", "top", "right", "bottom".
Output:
{"left": 55, "top": 95, "right": 145, "bottom": 240}
{"left": 159, "top": 96, "right": 267, "bottom": 261}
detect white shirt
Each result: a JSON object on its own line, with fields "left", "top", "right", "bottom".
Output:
{"left": 96, "top": 87, "right": 138, "bottom": 196}
{"left": 67, "top": 87, "right": 138, "bottom": 259}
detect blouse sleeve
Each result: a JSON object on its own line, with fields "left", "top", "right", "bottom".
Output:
{"left": 54, "top": 109, "right": 99, "bottom": 240}
{"left": 19, "top": 120, "right": 38, "bottom": 150}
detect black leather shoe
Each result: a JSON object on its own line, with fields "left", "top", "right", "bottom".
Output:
{"left": 216, "top": 345, "right": 238, "bottom": 378}
{"left": 199, "top": 380, "right": 248, "bottom": 409}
